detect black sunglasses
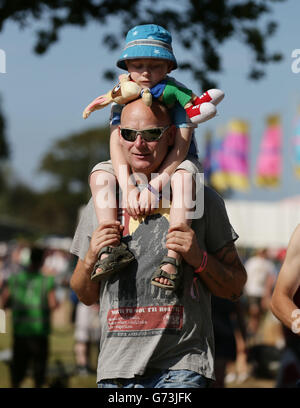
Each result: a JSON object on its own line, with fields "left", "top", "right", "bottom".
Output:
{"left": 120, "top": 126, "right": 171, "bottom": 142}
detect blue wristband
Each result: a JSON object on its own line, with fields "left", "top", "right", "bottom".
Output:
{"left": 147, "top": 184, "right": 162, "bottom": 200}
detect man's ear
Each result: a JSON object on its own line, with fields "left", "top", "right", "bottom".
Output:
{"left": 118, "top": 126, "right": 124, "bottom": 144}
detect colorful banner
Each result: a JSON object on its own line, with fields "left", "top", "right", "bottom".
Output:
{"left": 221, "top": 119, "right": 250, "bottom": 191}
{"left": 293, "top": 107, "right": 300, "bottom": 178}
{"left": 203, "top": 130, "right": 212, "bottom": 183}
{"left": 256, "top": 115, "right": 282, "bottom": 188}
{"left": 210, "top": 126, "right": 229, "bottom": 191}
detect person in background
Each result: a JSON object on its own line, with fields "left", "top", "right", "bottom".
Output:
{"left": 271, "top": 225, "right": 300, "bottom": 388}
{"left": 211, "top": 296, "right": 248, "bottom": 387}
{"left": 73, "top": 301, "right": 100, "bottom": 376}
{"left": 0, "top": 242, "right": 8, "bottom": 292}
{"left": 244, "top": 248, "right": 277, "bottom": 343}
{"left": 1, "top": 246, "right": 58, "bottom": 388}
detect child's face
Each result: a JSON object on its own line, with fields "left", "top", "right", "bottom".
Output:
{"left": 126, "top": 59, "right": 173, "bottom": 89}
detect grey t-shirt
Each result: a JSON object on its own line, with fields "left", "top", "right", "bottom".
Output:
{"left": 70, "top": 186, "right": 238, "bottom": 382}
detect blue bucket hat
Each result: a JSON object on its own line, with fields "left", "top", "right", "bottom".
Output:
{"left": 117, "top": 24, "right": 177, "bottom": 70}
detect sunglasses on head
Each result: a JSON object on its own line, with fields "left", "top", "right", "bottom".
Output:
{"left": 120, "top": 126, "right": 171, "bottom": 142}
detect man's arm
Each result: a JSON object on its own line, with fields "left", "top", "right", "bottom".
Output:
{"left": 204, "top": 242, "right": 247, "bottom": 301}
{"left": 270, "top": 225, "right": 300, "bottom": 334}
{"left": 70, "top": 220, "right": 123, "bottom": 306}
{"left": 70, "top": 259, "right": 100, "bottom": 306}
{"left": 166, "top": 223, "right": 247, "bottom": 301}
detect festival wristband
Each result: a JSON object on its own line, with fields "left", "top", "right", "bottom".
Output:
{"left": 194, "top": 251, "right": 208, "bottom": 275}
{"left": 147, "top": 184, "right": 162, "bottom": 200}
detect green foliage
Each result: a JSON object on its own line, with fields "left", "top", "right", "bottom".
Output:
{"left": 2, "top": 126, "right": 109, "bottom": 236}
{"left": 36, "top": 126, "right": 109, "bottom": 234}
{"left": 2, "top": 182, "right": 85, "bottom": 237}
{"left": 0, "top": 106, "right": 8, "bottom": 160}
{"left": 0, "top": 97, "right": 10, "bottom": 197}
{"left": 26, "top": 188, "right": 87, "bottom": 236}
{"left": 0, "top": 0, "right": 287, "bottom": 89}
{"left": 39, "top": 126, "right": 110, "bottom": 193}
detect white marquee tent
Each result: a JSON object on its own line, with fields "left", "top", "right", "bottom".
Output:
{"left": 224, "top": 196, "right": 300, "bottom": 249}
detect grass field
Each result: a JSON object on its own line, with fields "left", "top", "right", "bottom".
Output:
{"left": 0, "top": 307, "right": 98, "bottom": 388}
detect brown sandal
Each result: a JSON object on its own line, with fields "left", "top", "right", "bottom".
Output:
{"left": 91, "top": 243, "right": 135, "bottom": 282}
{"left": 150, "top": 256, "right": 182, "bottom": 291}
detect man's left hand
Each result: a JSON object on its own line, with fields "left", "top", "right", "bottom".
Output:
{"left": 166, "top": 223, "right": 203, "bottom": 269}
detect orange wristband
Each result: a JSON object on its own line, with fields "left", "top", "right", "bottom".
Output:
{"left": 194, "top": 251, "right": 208, "bottom": 275}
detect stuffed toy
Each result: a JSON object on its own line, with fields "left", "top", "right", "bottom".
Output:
{"left": 83, "top": 74, "right": 224, "bottom": 124}
{"left": 83, "top": 74, "right": 147, "bottom": 119}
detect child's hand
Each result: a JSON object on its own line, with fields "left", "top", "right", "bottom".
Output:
{"left": 122, "top": 185, "right": 140, "bottom": 219}
{"left": 138, "top": 187, "right": 159, "bottom": 216}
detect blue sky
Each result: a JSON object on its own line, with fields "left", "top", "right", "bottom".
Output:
{"left": 0, "top": 0, "right": 299, "bottom": 201}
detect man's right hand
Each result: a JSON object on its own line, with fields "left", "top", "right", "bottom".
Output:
{"left": 84, "top": 220, "right": 123, "bottom": 268}
{"left": 71, "top": 221, "right": 123, "bottom": 305}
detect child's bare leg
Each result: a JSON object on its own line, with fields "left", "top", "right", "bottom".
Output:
{"left": 90, "top": 170, "right": 118, "bottom": 261}
{"left": 157, "top": 169, "right": 194, "bottom": 286}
